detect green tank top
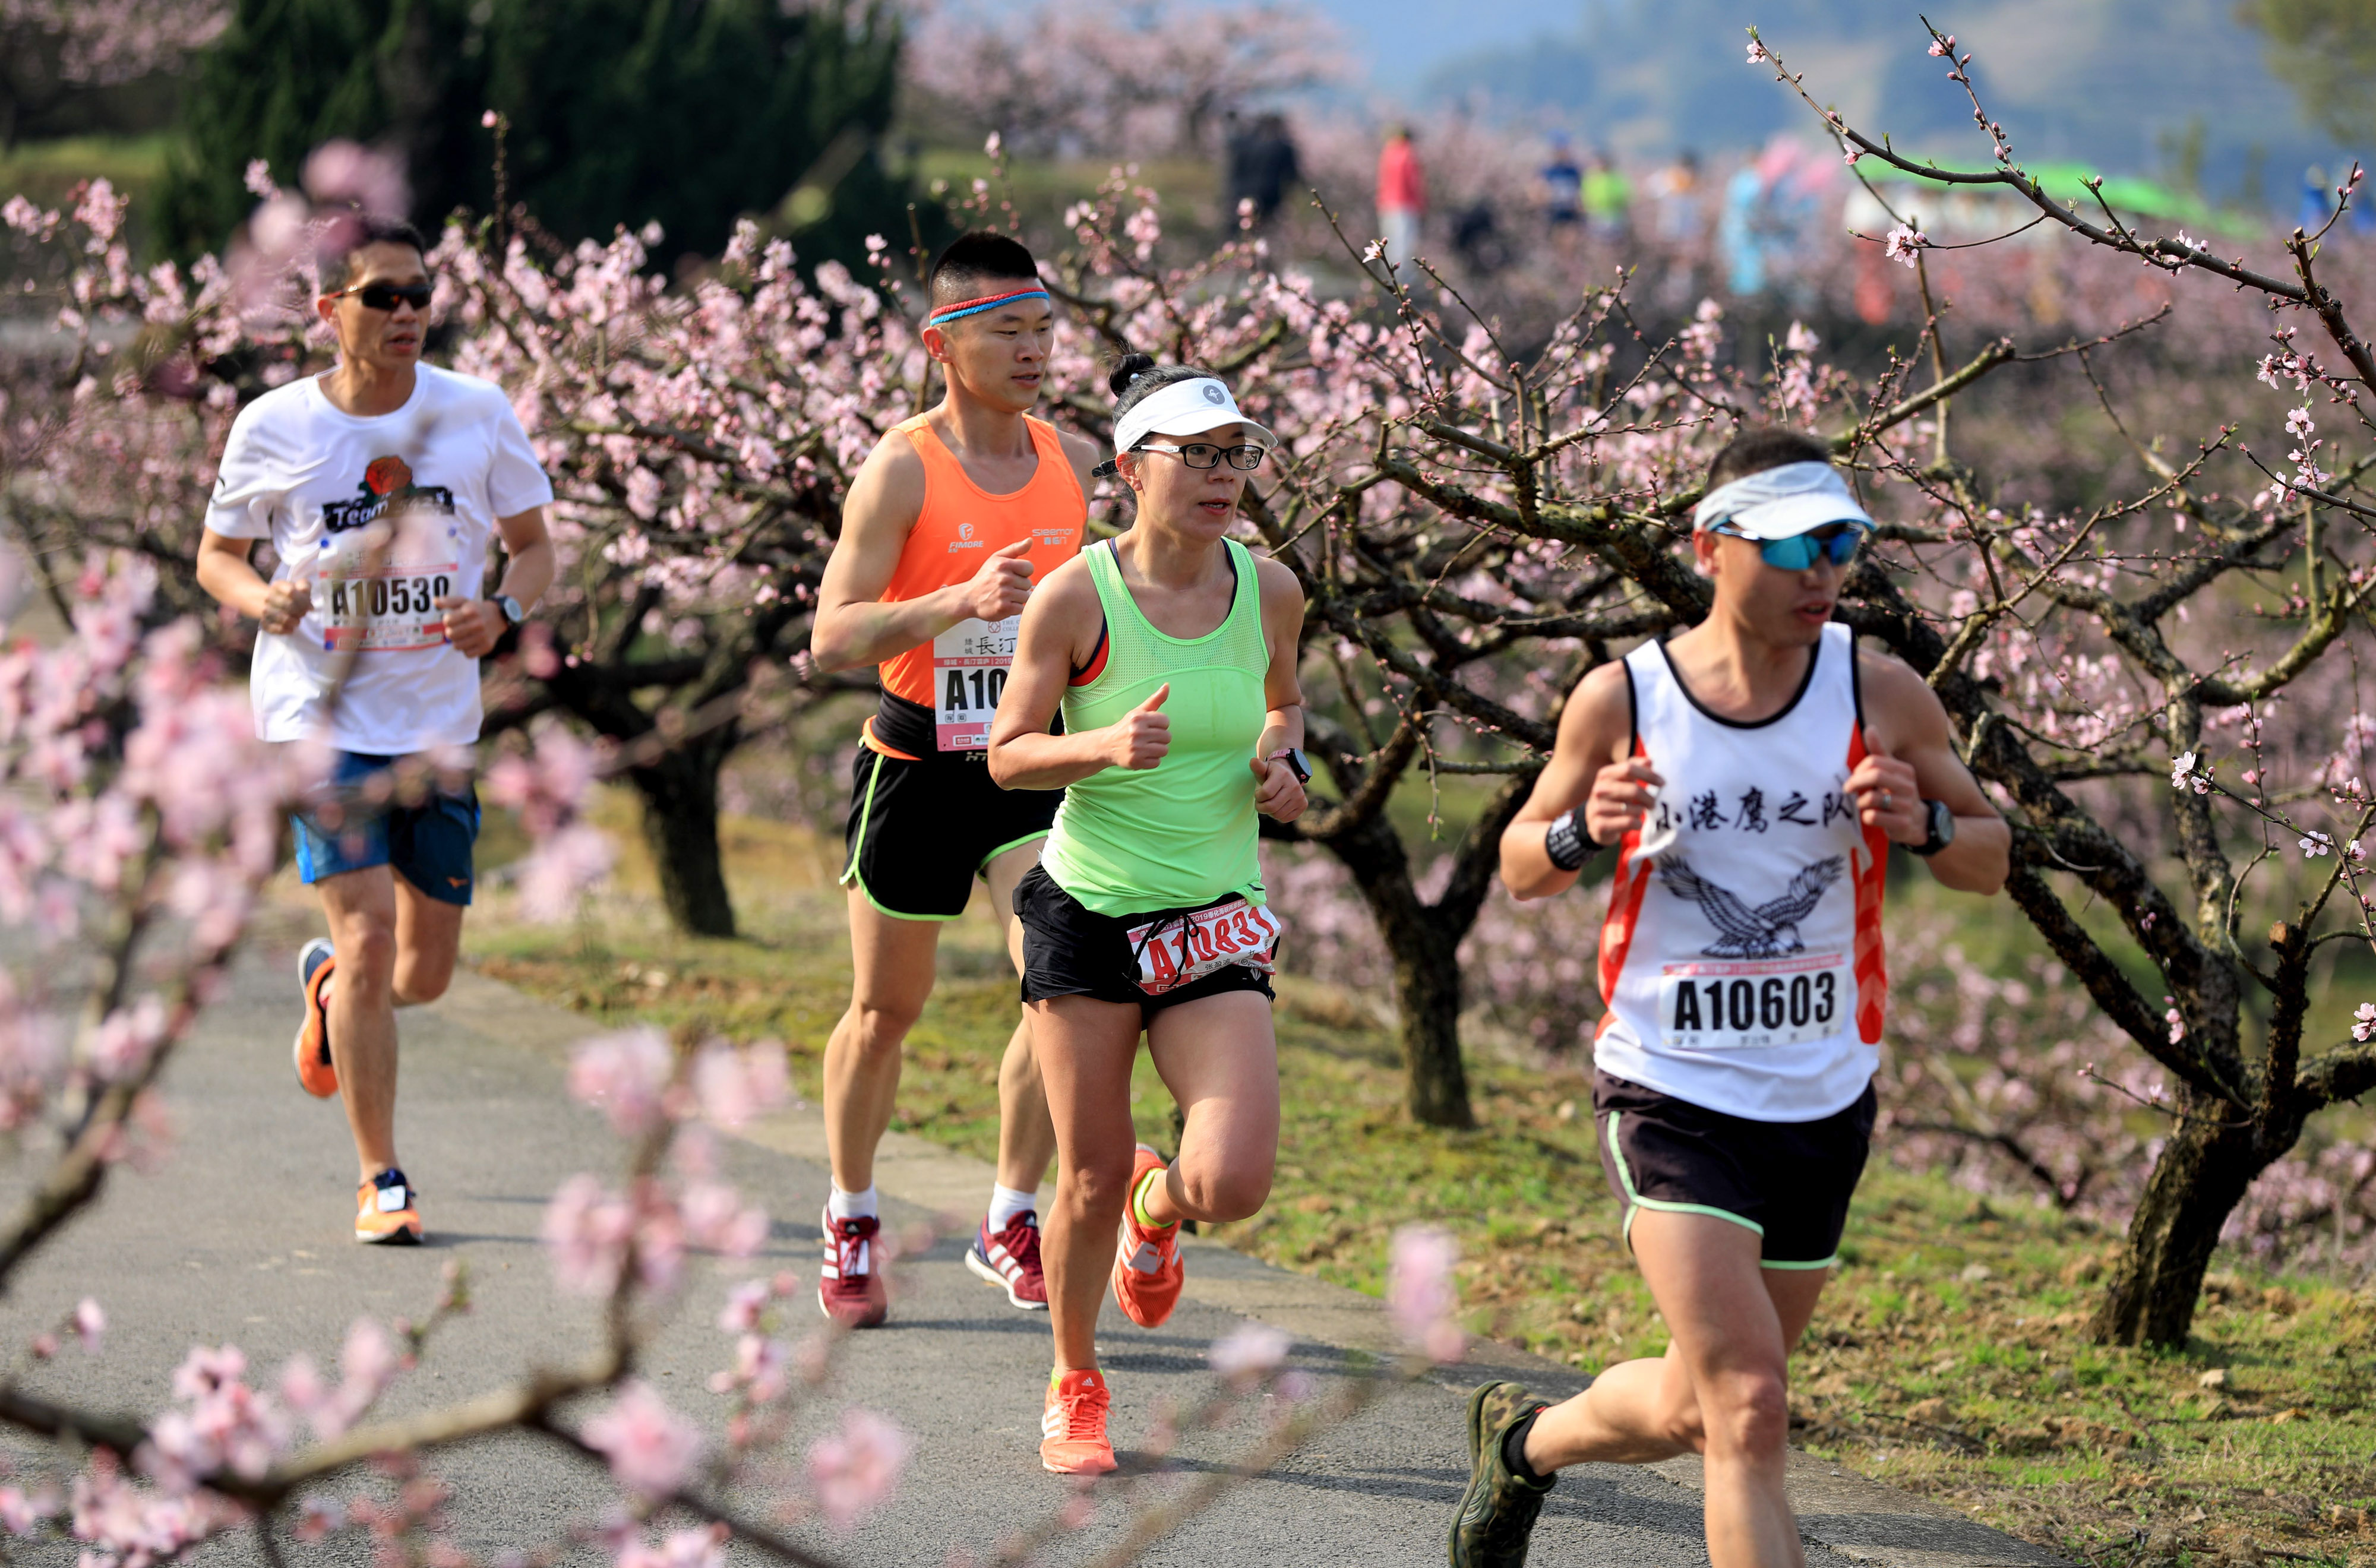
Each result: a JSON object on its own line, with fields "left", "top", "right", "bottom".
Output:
{"left": 1042, "top": 538, "right": 1271, "bottom": 916}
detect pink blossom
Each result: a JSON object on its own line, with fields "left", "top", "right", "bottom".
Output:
{"left": 72, "top": 1297, "right": 105, "bottom": 1354}
{"left": 1927, "top": 34, "right": 1954, "bottom": 56}
{"left": 0, "top": 1483, "right": 56, "bottom": 1534}
{"left": 1882, "top": 223, "right": 1928, "bottom": 268}
{"left": 1208, "top": 1321, "right": 1291, "bottom": 1383}
{"left": 691, "top": 1039, "right": 789, "bottom": 1130}
{"left": 716, "top": 1279, "right": 769, "bottom": 1334}
{"left": 299, "top": 140, "right": 407, "bottom": 223}
{"left": 1746, "top": 39, "right": 1769, "bottom": 63}
{"left": 541, "top": 1173, "right": 636, "bottom": 1295}
{"left": 567, "top": 1029, "right": 673, "bottom": 1136}
{"left": 805, "top": 1408, "right": 909, "bottom": 1531}
{"left": 615, "top": 1524, "right": 728, "bottom": 1568}
{"left": 1387, "top": 1225, "right": 1464, "bottom": 1362}
{"left": 583, "top": 1381, "right": 703, "bottom": 1499}
{"left": 2353, "top": 1003, "right": 2376, "bottom": 1044}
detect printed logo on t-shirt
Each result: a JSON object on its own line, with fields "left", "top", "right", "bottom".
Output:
{"left": 315, "top": 454, "right": 463, "bottom": 654}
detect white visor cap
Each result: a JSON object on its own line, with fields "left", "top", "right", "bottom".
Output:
{"left": 1113, "top": 376, "right": 1277, "bottom": 459}
{"left": 1691, "top": 460, "right": 1873, "bottom": 540}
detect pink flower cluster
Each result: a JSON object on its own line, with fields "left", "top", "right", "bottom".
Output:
{"left": 542, "top": 1033, "right": 785, "bottom": 1295}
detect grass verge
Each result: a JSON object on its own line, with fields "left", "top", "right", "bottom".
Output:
{"left": 465, "top": 799, "right": 2376, "bottom": 1568}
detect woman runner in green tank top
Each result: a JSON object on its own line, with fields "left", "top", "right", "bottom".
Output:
{"left": 988, "top": 356, "right": 1309, "bottom": 1476}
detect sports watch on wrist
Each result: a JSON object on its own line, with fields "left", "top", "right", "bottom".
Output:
{"left": 1268, "top": 747, "right": 1312, "bottom": 784}
{"left": 495, "top": 593, "right": 527, "bottom": 627}
{"left": 1910, "top": 798, "right": 1956, "bottom": 857}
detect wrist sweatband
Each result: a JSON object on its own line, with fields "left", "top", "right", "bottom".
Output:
{"left": 1544, "top": 808, "right": 1590, "bottom": 872}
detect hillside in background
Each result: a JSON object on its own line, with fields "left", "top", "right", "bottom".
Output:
{"left": 1315, "top": 0, "right": 2336, "bottom": 210}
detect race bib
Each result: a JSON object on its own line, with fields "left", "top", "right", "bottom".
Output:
{"left": 320, "top": 561, "right": 460, "bottom": 653}
{"left": 1657, "top": 951, "right": 1848, "bottom": 1051}
{"left": 933, "top": 615, "right": 1018, "bottom": 751}
{"left": 1126, "top": 899, "right": 1284, "bottom": 996}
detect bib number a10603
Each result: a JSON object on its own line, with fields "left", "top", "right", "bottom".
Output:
{"left": 321, "top": 564, "right": 457, "bottom": 653}
{"left": 1655, "top": 953, "right": 1846, "bottom": 1051}
{"left": 1125, "top": 898, "right": 1284, "bottom": 996}
{"left": 933, "top": 615, "right": 1016, "bottom": 751}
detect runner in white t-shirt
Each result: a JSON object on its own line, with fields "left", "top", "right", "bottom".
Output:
{"left": 195, "top": 220, "right": 556, "bottom": 1245}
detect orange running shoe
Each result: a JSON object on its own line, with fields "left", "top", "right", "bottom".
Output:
{"left": 356, "top": 1168, "right": 422, "bottom": 1245}
{"left": 293, "top": 938, "right": 337, "bottom": 1099}
{"left": 1110, "top": 1143, "right": 1183, "bottom": 1329}
{"left": 1040, "top": 1368, "right": 1117, "bottom": 1475}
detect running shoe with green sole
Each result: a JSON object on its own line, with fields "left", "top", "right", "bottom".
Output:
{"left": 1448, "top": 1379, "right": 1555, "bottom": 1567}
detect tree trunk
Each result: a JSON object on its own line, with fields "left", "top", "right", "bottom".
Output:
{"left": 1388, "top": 917, "right": 1471, "bottom": 1128}
{"left": 1312, "top": 807, "right": 1474, "bottom": 1128}
{"left": 624, "top": 739, "right": 736, "bottom": 938}
{"left": 2090, "top": 1086, "right": 2299, "bottom": 1347}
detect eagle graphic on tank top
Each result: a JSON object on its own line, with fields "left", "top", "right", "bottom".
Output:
{"left": 1657, "top": 853, "right": 1843, "bottom": 959}
{"left": 1592, "top": 623, "right": 1891, "bottom": 1122}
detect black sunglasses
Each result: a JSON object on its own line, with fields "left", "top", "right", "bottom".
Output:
{"left": 330, "top": 280, "right": 433, "bottom": 313}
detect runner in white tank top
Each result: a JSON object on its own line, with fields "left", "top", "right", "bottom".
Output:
{"left": 1448, "top": 429, "right": 2011, "bottom": 1568}
{"left": 1594, "top": 619, "right": 1886, "bottom": 1123}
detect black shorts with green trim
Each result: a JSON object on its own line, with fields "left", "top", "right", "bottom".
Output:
{"left": 1591, "top": 1068, "right": 1875, "bottom": 1269}
{"left": 840, "top": 746, "right": 1060, "bottom": 921}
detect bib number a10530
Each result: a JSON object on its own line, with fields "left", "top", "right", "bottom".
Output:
{"left": 933, "top": 615, "right": 1016, "bottom": 751}
{"left": 1656, "top": 953, "right": 1847, "bottom": 1051}
{"left": 321, "top": 564, "right": 458, "bottom": 653}
{"left": 1126, "top": 898, "right": 1283, "bottom": 996}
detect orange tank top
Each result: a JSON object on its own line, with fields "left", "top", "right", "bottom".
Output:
{"left": 867, "top": 412, "right": 1086, "bottom": 757}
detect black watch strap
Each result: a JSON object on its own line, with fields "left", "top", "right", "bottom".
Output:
{"left": 1910, "top": 798, "right": 1953, "bottom": 857}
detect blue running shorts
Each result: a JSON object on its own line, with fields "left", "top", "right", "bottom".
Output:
{"left": 292, "top": 751, "right": 481, "bottom": 905}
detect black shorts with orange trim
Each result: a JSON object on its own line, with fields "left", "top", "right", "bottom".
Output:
{"left": 839, "top": 745, "right": 1060, "bottom": 921}
{"left": 1591, "top": 1068, "right": 1875, "bottom": 1269}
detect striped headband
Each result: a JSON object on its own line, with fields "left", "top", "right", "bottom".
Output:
{"left": 925, "top": 286, "right": 1051, "bottom": 326}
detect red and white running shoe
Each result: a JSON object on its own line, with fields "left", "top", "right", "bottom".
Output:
{"left": 1110, "top": 1144, "right": 1184, "bottom": 1329}
{"left": 819, "top": 1206, "right": 889, "bottom": 1329}
{"left": 966, "top": 1210, "right": 1048, "bottom": 1310}
{"left": 1041, "top": 1367, "right": 1116, "bottom": 1475}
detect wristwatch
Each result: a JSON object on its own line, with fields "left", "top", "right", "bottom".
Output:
{"left": 1268, "top": 747, "right": 1311, "bottom": 784}
{"left": 1911, "top": 798, "right": 1955, "bottom": 857}
{"left": 495, "top": 593, "right": 527, "bottom": 626}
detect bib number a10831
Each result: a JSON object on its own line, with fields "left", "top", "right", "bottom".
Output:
{"left": 1655, "top": 953, "right": 1847, "bottom": 1051}
{"left": 1126, "top": 899, "right": 1283, "bottom": 996}
{"left": 933, "top": 615, "right": 1016, "bottom": 751}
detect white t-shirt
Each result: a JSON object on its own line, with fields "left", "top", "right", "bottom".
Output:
{"left": 206, "top": 365, "right": 554, "bottom": 755}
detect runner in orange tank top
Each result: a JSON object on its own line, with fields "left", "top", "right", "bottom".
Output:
{"left": 808, "top": 232, "right": 1098, "bottom": 1328}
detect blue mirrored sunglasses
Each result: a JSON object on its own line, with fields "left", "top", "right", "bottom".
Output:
{"left": 1711, "top": 521, "right": 1866, "bottom": 571}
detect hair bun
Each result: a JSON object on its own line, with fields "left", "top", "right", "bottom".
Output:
{"left": 1108, "top": 352, "right": 1158, "bottom": 399}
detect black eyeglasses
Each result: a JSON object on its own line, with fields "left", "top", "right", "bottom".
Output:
{"left": 1135, "top": 441, "right": 1268, "bottom": 471}
{"left": 330, "top": 280, "right": 433, "bottom": 313}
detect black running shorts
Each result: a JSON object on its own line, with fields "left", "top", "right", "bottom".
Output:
{"left": 840, "top": 746, "right": 1061, "bottom": 921}
{"left": 1591, "top": 1068, "right": 1875, "bottom": 1270}
{"left": 1013, "top": 864, "right": 1275, "bottom": 1020}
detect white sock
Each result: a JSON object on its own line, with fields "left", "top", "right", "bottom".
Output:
{"left": 827, "top": 1184, "right": 879, "bottom": 1222}
{"left": 988, "top": 1184, "right": 1037, "bottom": 1229}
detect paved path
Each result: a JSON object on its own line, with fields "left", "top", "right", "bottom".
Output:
{"left": 0, "top": 947, "right": 2064, "bottom": 1567}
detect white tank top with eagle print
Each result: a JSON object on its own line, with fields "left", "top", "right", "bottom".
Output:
{"left": 1593, "top": 622, "right": 1890, "bottom": 1122}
